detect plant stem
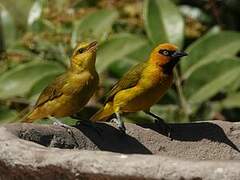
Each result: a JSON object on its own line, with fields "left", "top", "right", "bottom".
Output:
{"left": 0, "top": 15, "right": 6, "bottom": 60}
{"left": 174, "top": 68, "right": 191, "bottom": 120}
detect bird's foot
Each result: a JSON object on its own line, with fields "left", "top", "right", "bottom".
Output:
{"left": 49, "top": 116, "right": 73, "bottom": 134}
{"left": 154, "top": 119, "right": 173, "bottom": 140}
{"left": 48, "top": 116, "right": 79, "bottom": 147}
{"left": 110, "top": 118, "right": 126, "bottom": 134}
{"left": 75, "top": 119, "right": 102, "bottom": 136}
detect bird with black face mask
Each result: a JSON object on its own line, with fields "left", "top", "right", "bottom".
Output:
{"left": 90, "top": 43, "right": 187, "bottom": 135}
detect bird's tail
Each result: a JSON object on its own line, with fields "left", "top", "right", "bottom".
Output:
{"left": 90, "top": 102, "right": 114, "bottom": 122}
{"left": 21, "top": 110, "right": 38, "bottom": 123}
{"left": 21, "top": 114, "right": 34, "bottom": 123}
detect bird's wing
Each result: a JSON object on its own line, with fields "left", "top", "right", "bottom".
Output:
{"left": 34, "top": 74, "right": 67, "bottom": 108}
{"left": 105, "top": 62, "right": 147, "bottom": 102}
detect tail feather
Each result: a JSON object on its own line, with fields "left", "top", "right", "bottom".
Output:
{"left": 21, "top": 115, "right": 34, "bottom": 123}
{"left": 21, "top": 109, "right": 41, "bottom": 123}
{"left": 90, "top": 102, "right": 114, "bottom": 122}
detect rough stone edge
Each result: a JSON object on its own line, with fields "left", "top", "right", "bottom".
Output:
{"left": 1, "top": 127, "right": 240, "bottom": 180}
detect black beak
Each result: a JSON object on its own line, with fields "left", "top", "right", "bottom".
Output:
{"left": 171, "top": 51, "right": 188, "bottom": 58}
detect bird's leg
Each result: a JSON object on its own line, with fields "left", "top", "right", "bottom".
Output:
{"left": 48, "top": 116, "right": 73, "bottom": 134}
{"left": 144, "top": 111, "right": 172, "bottom": 137}
{"left": 48, "top": 116, "right": 81, "bottom": 146}
{"left": 111, "top": 112, "right": 126, "bottom": 134}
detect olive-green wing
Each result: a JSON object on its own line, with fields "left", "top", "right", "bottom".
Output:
{"left": 105, "top": 62, "right": 147, "bottom": 102}
{"left": 34, "top": 74, "right": 67, "bottom": 108}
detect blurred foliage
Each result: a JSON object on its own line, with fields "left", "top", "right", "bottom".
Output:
{"left": 0, "top": 0, "right": 240, "bottom": 124}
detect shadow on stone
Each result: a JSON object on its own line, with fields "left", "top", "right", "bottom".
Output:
{"left": 74, "top": 122, "right": 152, "bottom": 154}
{"left": 139, "top": 122, "right": 240, "bottom": 153}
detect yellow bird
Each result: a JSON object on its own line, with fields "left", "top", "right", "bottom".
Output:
{"left": 90, "top": 43, "right": 187, "bottom": 134}
{"left": 22, "top": 41, "right": 99, "bottom": 126}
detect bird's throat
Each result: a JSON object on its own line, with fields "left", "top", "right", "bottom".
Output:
{"left": 162, "top": 58, "right": 179, "bottom": 75}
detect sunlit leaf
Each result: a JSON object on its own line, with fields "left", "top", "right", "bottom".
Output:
{"left": 0, "top": 0, "right": 34, "bottom": 29}
{"left": 71, "top": 9, "right": 118, "bottom": 47}
{"left": 189, "top": 66, "right": 240, "bottom": 104}
{"left": 0, "top": 3, "right": 16, "bottom": 48}
{"left": 27, "top": 0, "right": 46, "bottom": 31}
{"left": 143, "top": 0, "right": 184, "bottom": 47}
{"left": 96, "top": 33, "right": 147, "bottom": 73}
{"left": 217, "top": 93, "right": 240, "bottom": 109}
{"left": 0, "top": 61, "right": 65, "bottom": 99}
{"left": 181, "top": 31, "right": 240, "bottom": 80}
{"left": 184, "top": 58, "right": 240, "bottom": 97}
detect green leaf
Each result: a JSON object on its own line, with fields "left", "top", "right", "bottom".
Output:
{"left": 0, "top": 0, "right": 34, "bottom": 29}
{"left": 127, "top": 42, "right": 153, "bottom": 61}
{"left": 109, "top": 42, "right": 154, "bottom": 78}
{"left": 217, "top": 93, "right": 240, "bottom": 109}
{"left": 109, "top": 57, "right": 138, "bottom": 78}
{"left": 184, "top": 58, "right": 240, "bottom": 97}
{"left": 27, "top": 0, "right": 47, "bottom": 32}
{"left": 0, "top": 106, "right": 17, "bottom": 123}
{"left": 189, "top": 66, "right": 240, "bottom": 104}
{"left": 0, "top": 61, "right": 65, "bottom": 99}
{"left": 143, "top": 0, "right": 184, "bottom": 47}
{"left": 71, "top": 9, "right": 118, "bottom": 47}
{"left": 0, "top": 3, "right": 16, "bottom": 48}
{"left": 181, "top": 31, "right": 240, "bottom": 80}
{"left": 27, "top": 72, "right": 62, "bottom": 102}
{"left": 96, "top": 33, "right": 147, "bottom": 73}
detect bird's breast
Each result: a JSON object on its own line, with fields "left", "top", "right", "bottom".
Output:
{"left": 63, "top": 71, "right": 98, "bottom": 95}
{"left": 114, "top": 67, "right": 173, "bottom": 112}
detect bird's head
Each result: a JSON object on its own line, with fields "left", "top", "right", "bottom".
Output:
{"left": 71, "top": 41, "right": 97, "bottom": 71}
{"left": 150, "top": 43, "right": 187, "bottom": 73}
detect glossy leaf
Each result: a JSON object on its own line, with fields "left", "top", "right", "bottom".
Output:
{"left": 0, "top": 61, "right": 65, "bottom": 99}
{"left": 96, "top": 33, "right": 147, "bottom": 73}
{"left": 189, "top": 66, "right": 240, "bottom": 104}
{"left": 0, "top": 0, "right": 34, "bottom": 29}
{"left": 181, "top": 31, "right": 240, "bottom": 80}
{"left": 0, "top": 4, "right": 16, "bottom": 47}
{"left": 184, "top": 58, "right": 240, "bottom": 97}
{"left": 143, "top": 0, "right": 184, "bottom": 47}
{"left": 27, "top": 0, "right": 47, "bottom": 31}
{"left": 71, "top": 9, "right": 118, "bottom": 47}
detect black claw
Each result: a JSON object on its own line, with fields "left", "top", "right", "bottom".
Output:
{"left": 118, "top": 124, "right": 126, "bottom": 134}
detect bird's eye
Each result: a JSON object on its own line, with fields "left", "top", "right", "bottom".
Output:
{"left": 162, "top": 50, "right": 169, "bottom": 56}
{"left": 77, "top": 48, "right": 85, "bottom": 54}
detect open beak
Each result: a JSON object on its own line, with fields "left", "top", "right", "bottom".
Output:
{"left": 88, "top": 41, "right": 98, "bottom": 51}
{"left": 171, "top": 51, "right": 188, "bottom": 58}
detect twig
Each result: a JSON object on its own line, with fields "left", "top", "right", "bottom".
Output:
{"left": 174, "top": 68, "right": 191, "bottom": 119}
